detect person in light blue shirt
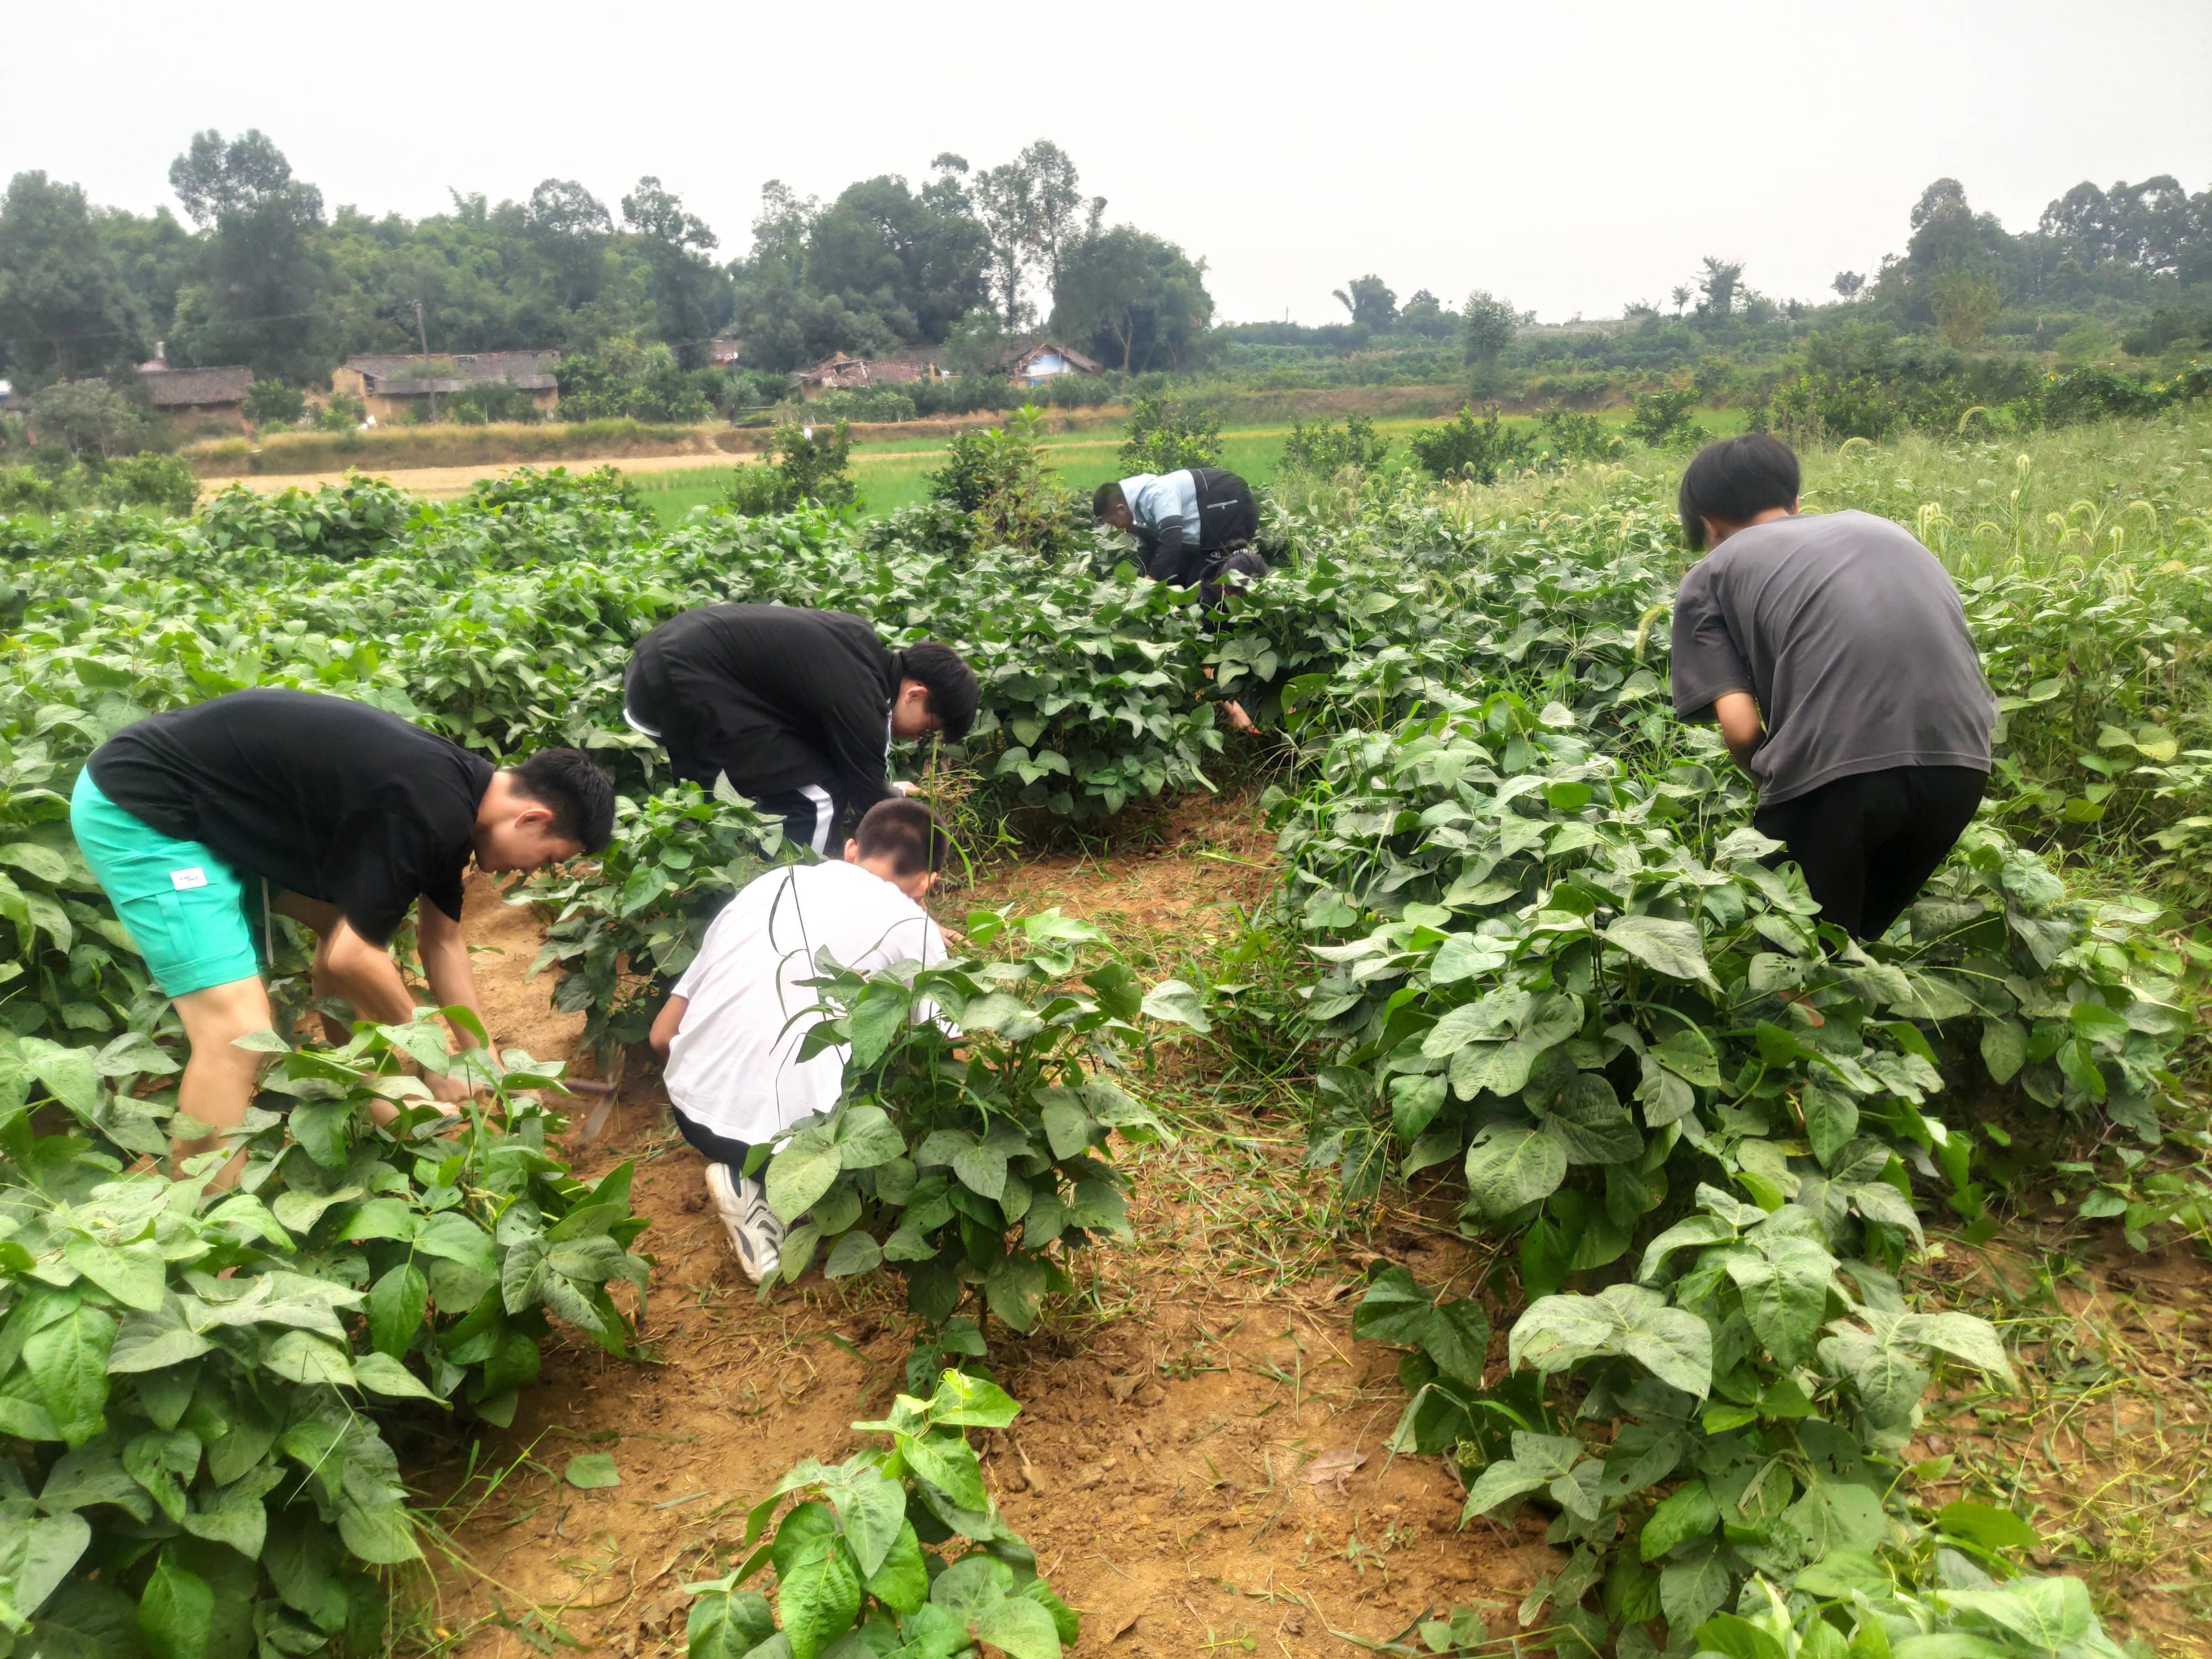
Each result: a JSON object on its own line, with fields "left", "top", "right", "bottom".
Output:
{"left": 1093, "top": 467, "right": 1260, "bottom": 587}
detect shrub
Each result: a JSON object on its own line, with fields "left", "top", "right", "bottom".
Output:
{"left": 1406, "top": 404, "right": 1537, "bottom": 483}
{"left": 811, "top": 387, "right": 920, "bottom": 425}
{"left": 197, "top": 472, "right": 418, "bottom": 562}
{"left": 722, "top": 421, "right": 859, "bottom": 517}
{"left": 683, "top": 1371, "right": 1078, "bottom": 1659}
{"left": 1625, "top": 388, "right": 1709, "bottom": 450}
{"left": 922, "top": 407, "right": 1083, "bottom": 558}
{"left": 94, "top": 453, "right": 201, "bottom": 515}
{"left": 1281, "top": 414, "right": 1390, "bottom": 476}
{"left": 555, "top": 338, "right": 715, "bottom": 424}
{"left": 528, "top": 783, "right": 787, "bottom": 1063}
{"left": 1117, "top": 397, "right": 1222, "bottom": 473}
{"left": 0, "top": 1022, "right": 649, "bottom": 1659}
{"left": 242, "top": 379, "right": 307, "bottom": 429}
{"left": 443, "top": 382, "right": 546, "bottom": 425}
{"left": 1535, "top": 407, "right": 1625, "bottom": 466}
{"left": 757, "top": 909, "right": 1173, "bottom": 1332}
{"left": 312, "top": 392, "right": 367, "bottom": 432}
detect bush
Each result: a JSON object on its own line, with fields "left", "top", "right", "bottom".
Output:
{"left": 555, "top": 338, "right": 716, "bottom": 424}
{"left": 313, "top": 392, "right": 367, "bottom": 432}
{"left": 683, "top": 1371, "right": 1078, "bottom": 1659}
{"left": 811, "top": 388, "right": 920, "bottom": 425}
{"left": 242, "top": 379, "right": 307, "bottom": 428}
{"left": 0, "top": 1026, "right": 649, "bottom": 1659}
{"left": 1624, "top": 388, "right": 1709, "bottom": 450}
{"left": 93, "top": 453, "right": 201, "bottom": 515}
{"left": 1280, "top": 414, "right": 1389, "bottom": 476}
{"left": 923, "top": 408, "right": 1083, "bottom": 558}
{"left": 722, "top": 422, "right": 859, "bottom": 517}
{"left": 1117, "top": 397, "right": 1222, "bottom": 473}
{"left": 443, "top": 382, "right": 546, "bottom": 425}
{"left": 758, "top": 909, "right": 1171, "bottom": 1331}
{"left": 1535, "top": 408, "right": 1625, "bottom": 465}
{"left": 1406, "top": 405, "right": 1537, "bottom": 483}
{"left": 198, "top": 472, "right": 418, "bottom": 562}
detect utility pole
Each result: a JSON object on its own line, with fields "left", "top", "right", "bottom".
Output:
{"left": 413, "top": 299, "right": 439, "bottom": 422}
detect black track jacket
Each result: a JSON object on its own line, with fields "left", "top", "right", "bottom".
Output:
{"left": 624, "top": 605, "right": 898, "bottom": 811}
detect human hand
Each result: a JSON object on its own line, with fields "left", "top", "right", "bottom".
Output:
{"left": 891, "top": 780, "right": 920, "bottom": 797}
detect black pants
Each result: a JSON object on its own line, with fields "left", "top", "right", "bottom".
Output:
{"left": 753, "top": 784, "right": 838, "bottom": 856}
{"left": 1752, "top": 765, "right": 1985, "bottom": 942}
{"left": 672, "top": 1104, "right": 753, "bottom": 1182}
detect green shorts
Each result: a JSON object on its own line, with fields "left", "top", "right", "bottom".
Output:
{"left": 70, "top": 770, "right": 263, "bottom": 998}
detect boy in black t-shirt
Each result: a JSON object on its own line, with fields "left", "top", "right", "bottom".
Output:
{"left": 623, "top": 604, "right": 978, "bottom": 853}
{"left": 73, "top": 689, "right": 616, "bottom": 1184}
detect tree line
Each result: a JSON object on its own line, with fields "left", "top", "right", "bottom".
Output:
{"left": 0, "top": 133, "right": 1214, "bottom": 393}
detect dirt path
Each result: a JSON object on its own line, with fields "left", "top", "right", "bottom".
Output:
{"left": 419, "top": 834, "right": 1546, "bottom": 1658}
{"left": 200, "top": 450, "right": 766, "bottom": 503}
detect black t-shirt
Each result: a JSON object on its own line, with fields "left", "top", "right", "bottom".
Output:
{"left": 624, "top": 604, "right": 897, "bottom": 811}
{"left": 88, "top": 689, "right": 494, "bottom": 945}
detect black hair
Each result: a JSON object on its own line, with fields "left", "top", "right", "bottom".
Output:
{"left": 855, "top": 797, "right": 952, "bottom": 878}
{"left": 896, "top": 641, "right": 979, "bottom": 743}
{"left": 1677, "top": 434, "right": 1802, "bottom": 551}
{"left": 509, "top": 749, "right": 616, "bottom": 853}
{"left": 1198, "top": 547, "right": 1270, "bottom": 609}
{"left": 1092, "top": 481, "right": 1126, "bottom": 519}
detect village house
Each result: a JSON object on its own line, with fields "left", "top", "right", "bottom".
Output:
{"left": 789, "top": 348, "right": 945, "bottom": 399}
{"left": 1000, "top": 340, "right": 1102, "bottom": 387}
{"left": 135, "top": 348, "right": 252, "bottom": 429}
{"left": 331, "top": 350, "right": 562, "bottom": 422}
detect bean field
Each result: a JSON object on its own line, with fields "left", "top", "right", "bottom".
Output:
{"left": 0, "top": 410, "right": 2208, "bottom": 1659}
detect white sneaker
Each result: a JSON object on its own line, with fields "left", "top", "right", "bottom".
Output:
{"left": 705, "top": 1164, "right": 784, "bottom": 1285}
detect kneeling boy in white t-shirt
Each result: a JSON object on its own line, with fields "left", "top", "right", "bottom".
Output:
{"left": 648, "top": 798, "right": 951, "bottom": 1282}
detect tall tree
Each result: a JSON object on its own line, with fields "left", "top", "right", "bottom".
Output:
{"left": 973, "top": 142, "right": 1101, "bottom": 330}
{"left": 1695, "top": 256, "right": 1745, "bottom": 317}
{"left": 1332, "top": 274, "right": 1397, "bottom": 331}
{"left": 620, "top": 176, "right": 731, "bottom": 366}
{"left": 1459, "top": 289, "right": 1518, "bottom": 388}
{"left": 0, "top": 171, "right": 149, "bottom": 383}
{"left": 168, "top": 129, "right": 296, "bottom": 227}
{"left": 1052, "top": 226, "right": 1213, "bottom": 372}
{"left": 168, "top": 132, "right": 332, "bottom": 381}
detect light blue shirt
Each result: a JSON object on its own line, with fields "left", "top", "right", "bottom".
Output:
{"left": 1120, "top": 472, "right": 1198, "bottom": 546}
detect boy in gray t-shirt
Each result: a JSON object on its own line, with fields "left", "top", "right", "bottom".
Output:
{"left": 1669, "top": 435, "right": 1995, "bottom": 941}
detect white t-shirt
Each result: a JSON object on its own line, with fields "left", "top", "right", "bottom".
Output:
{"left": 663, "top": 860, "right": 947, "bottom": 1146}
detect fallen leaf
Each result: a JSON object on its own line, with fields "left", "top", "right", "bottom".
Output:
{"left": 1105, "top": 1369, "right": 1146, "bottom": 1404}
{"left": 1108, "top": 1609, "right": 1142, "bottom": 1642}
{"left": 1303, "top": 1449, "right": 1366, "bottom": 1498}
{"left": 565, "top": 1452, "right": 621, "bottom": 1489}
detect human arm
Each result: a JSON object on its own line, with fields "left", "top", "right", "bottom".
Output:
{"left": 1143, "top": 515, "right": 1189, "bottom": 583}
{"left": 649, "top": 994, "right": 688, "bottom": 1060}
{"left": 319, "top": 915, "right": 472, "bottom": 1109}
{"left": 415, "top": 898, "right": 490, "bottom": 1061}
{"left": 1712, "top": 691, "right": 1765, "bottom": 773}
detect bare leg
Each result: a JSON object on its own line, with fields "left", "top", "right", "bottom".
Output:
{"left": 171, "top": 975, "right": 277, "bottom": 1188}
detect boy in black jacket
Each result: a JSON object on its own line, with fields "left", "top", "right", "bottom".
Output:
{"left": 623, "top": 604, "right": 979, "bottom": 851}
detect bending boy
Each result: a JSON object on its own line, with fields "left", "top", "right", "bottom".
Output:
{"left": 649, "top": 798, "right": 951, "bottom": 1284}
{"left": 72, "top": 688, "right": 615, "bottom": 1182}
{"left": 623, "top": 604, "right": 977, "bottom": 854}
{"left": 1669, "top": 435, "right": 1996, "bottom": 941}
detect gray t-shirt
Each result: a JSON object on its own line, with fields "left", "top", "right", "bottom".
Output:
{"left": 1669, "top": 509, "right": 1995, "bottom": 805}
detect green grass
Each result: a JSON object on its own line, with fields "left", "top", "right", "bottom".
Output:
{"left": 625, "top": 406, "right": 1755, "bottom": 526}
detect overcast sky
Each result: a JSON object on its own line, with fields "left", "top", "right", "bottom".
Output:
{"left": 8, "top": 0, "right": 2209, "bottom": 326}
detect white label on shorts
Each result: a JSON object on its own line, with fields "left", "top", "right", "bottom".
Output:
{"left": 170, "top": 867, "right": 209, "bottom": 891}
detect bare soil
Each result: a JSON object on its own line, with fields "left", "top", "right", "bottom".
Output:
{"left": 418, "top": 855, "right": 1543, "bottom": 1658}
